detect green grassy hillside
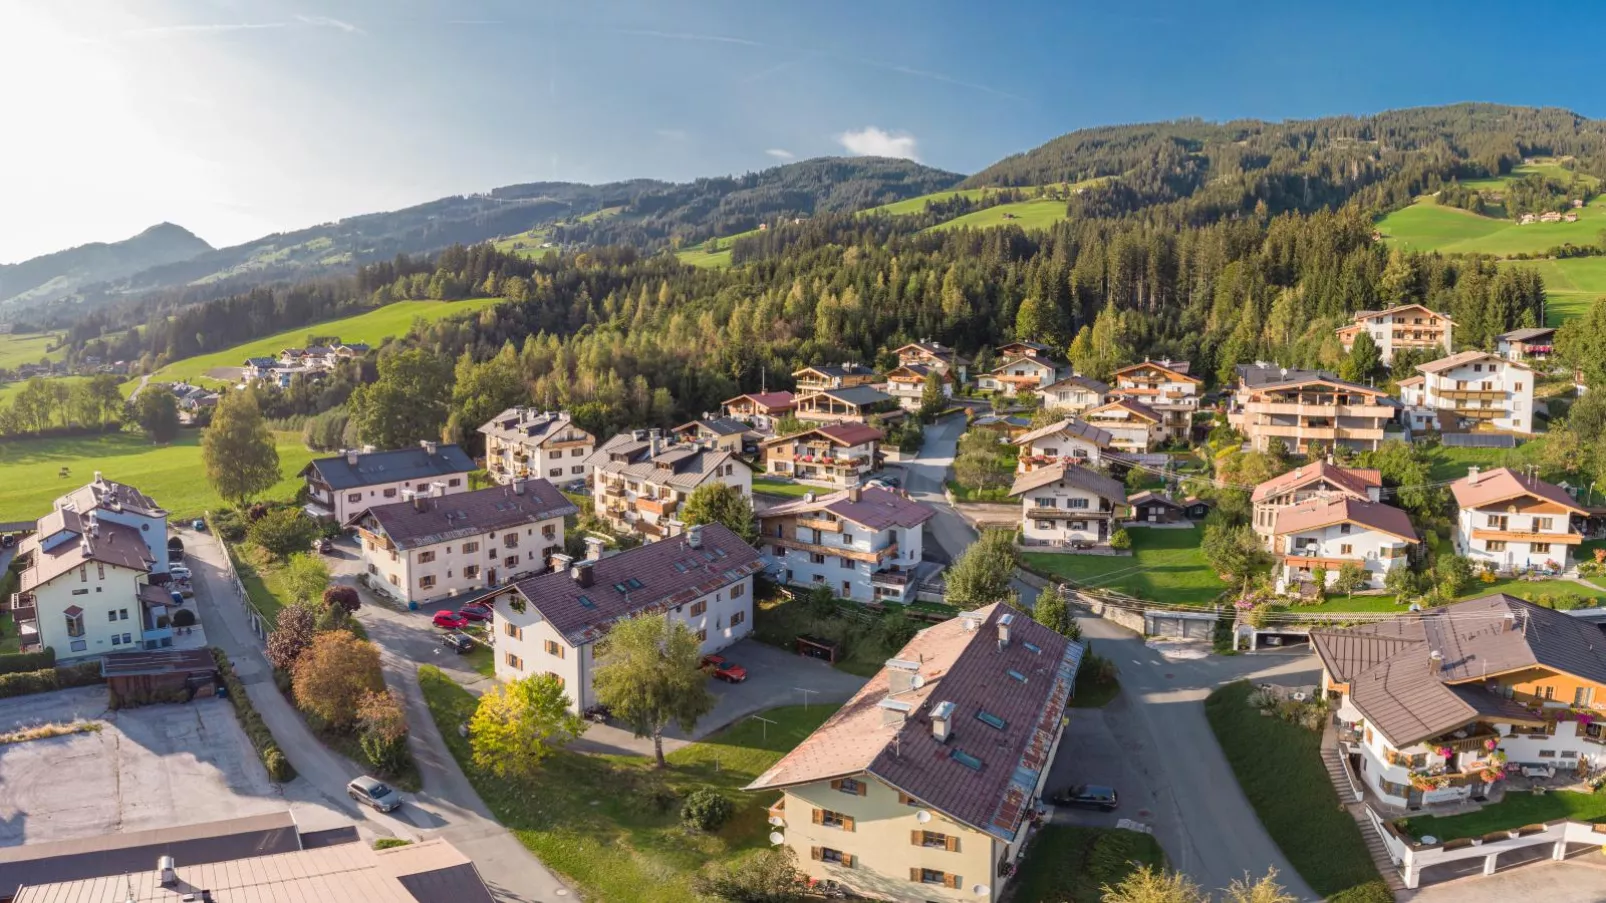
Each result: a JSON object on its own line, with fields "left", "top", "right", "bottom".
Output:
{"left": 136, "top": 298, "right": 506, "bottom": 387}
{"left": 0, "top": 332, "right": 64, "bottom": 369}
{"left": 0, "top": 375, "right": 90, "bottom": 404}
{"left": 925, "top": 195, "right": 1073, "bottom": 232}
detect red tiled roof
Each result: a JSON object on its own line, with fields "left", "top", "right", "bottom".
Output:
{"left": 723, "top": 391, "right": 796, "bottom": 410}
{"left": 817, "top": 422, "right": 885, "bottom": 446}
{"left": 348, "top": 482, "right": 577, "bottom": 550}
{"left": 1272, "top": 496, "right": 1417, "bottom": 542}
{"left": 761, "top": 488, "right": 934, "bottom": 530}
{"left": 1449, "top": 467, "right": 1586, "bottom": 514}
{"left": 1250, "top": 462, "right": 1382, "bottom": 504}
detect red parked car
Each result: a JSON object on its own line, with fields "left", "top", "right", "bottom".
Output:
{"left": 700, "top": 655, "right": 748, "bottom": 683}
{"left": 432, "top": 611, "right": 469, "bottom": 630}
{"left": 458, "top": 604, "right": 493, "bottom": 622}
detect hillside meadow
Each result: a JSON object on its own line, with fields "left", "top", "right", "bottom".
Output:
{"left": 0, "top": 332, "right": 64, "bottom": 369}
{"left": 0, "top": 429, "right": 315, "bottom": 523}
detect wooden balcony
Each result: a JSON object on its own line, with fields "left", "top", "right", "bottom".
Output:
{"left": 603, "top": 484, "right": 624, "bottom": 497}
{"left": 638, "top": 497, "right": 677, "bottom": 517}
{"left": 795, "top": 517, "right": 842, "bottom": 532}
{"left": 1470, "top": 529, "right": 1582, "bottom": 545}
{"left": 1282, "top": 553, "right": 1365, "bottom": 569}
{"left": 771, "top": 536, "right": 893, "bottom": 564}
{"left": 1026, "top": 507, "right": 1109, "bottom": 520}
{"left": 1435, "top": 388, "right": 1506, "bottom": 402}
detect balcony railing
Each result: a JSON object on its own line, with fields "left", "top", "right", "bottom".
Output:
{"left": 770, "top": 536, "right": 894, "bottom": 564}
{"left": 795, "top": 517, "right": 842, "bottom": 532}
{"left": 871, "top": 569, "right": 912, "bottom": 587}
{"left": 638, "top": 497, "right": 678, "bottom": 517}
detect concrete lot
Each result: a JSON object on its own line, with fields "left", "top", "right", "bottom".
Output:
{"left": 0, "top": 686, "right": 286, "bottom": 847}
{"left": 1412, "top": 859, "right": 1606, "bottom": 902}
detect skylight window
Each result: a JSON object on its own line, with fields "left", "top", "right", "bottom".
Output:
{"left": 949, "top": 749, "right": 983, "bottom": 771}
{"left": 626, "top": 577, "right": 644, "bottom": 590}
{"left": 976, "top": 711, "right": 1007, "bottom": 731}
{"left": 1007, "top": 669, "right": 1027, "bottom": 683}
{"left": 673, "top": 561, "right": 689, "bottom": 573}
{"left": 1022, "top": 642, "right": 1042, "bottom": 655}
{"left": 578, "top": 595, "right": 596, "bottom": 609}
{"left": 613, "top": 582, "right": 629, "bottom": 594}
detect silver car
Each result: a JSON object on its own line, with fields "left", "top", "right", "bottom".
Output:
{"left": 347, "top": 775, "right": 401, "bottom": 812}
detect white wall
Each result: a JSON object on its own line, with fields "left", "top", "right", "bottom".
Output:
{"left": 362, "top": 516, "right": 566, "bottom": 604}
{"left": 1019, "top": 480, "right": 1112, "bottom": 544}
{"left": 770, "top": 523, "right": 922, "bottom": 603}
{"left": 33, "top": 562, "right": 148, "bottom": 658}
{"left": 1455, "top": 507, "right": 1576, "bottom": 572}
{"left": 320, "top": 474, "right": 472, "bottom": 523}
{"left": 1018, "top": 432, "right": 1103, "bottom": 469}
{"left": 1276, "top": 524, "right": 1410, "bottom": 592}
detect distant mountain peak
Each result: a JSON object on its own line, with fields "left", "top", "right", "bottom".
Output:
{"left": 0, "top": 222, "right": 213, "bottom": 310}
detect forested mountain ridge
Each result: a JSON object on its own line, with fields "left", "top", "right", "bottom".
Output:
{"left": 0, "top": 222, "right": 212, "bottom": 310}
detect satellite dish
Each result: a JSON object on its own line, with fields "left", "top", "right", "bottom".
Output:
{"left": 973, "top": 885, "right": 990, "bottom": 896}
{"left": 1292, "top": 691, "right": 1308, "bottom": 702}
{"left": 768, "top": 815, "right": 786, "bottom": 826}
{"left": 915, "top": 810, "right": 931, "bottom": 824}
{"left": 911, "top": 674, "right": 926, "bottom": 689}
{"left": 768, "top": 832, "right": 785, "bottom": 845}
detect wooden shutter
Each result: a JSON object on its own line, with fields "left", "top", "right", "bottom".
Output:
{"left": 911, "top": 829, "right": 922, "bottom": 846}
{"left": 945, "top": 873, "right": 962, "bottom": 889}
{"left": 855, "top": 781, "right": 867, "bottom": 796}
{"left": 897, "top": 791, "right": 911, "bottom": 805}
{"left": 841, "top": 853, "right": 854, "bottom": 868}
{"left": 945, "top": 835, "right": 959, "bottom": 853}
{"left": 811, "top": 809, "right": 823, "bottom": 825}
{"left": 910, "top": 868, "right": 921, "bottom": 882}
{"left": 841, "top": 815, "right": 855, "bottom": 832}
{"left": 810, "top": 847, "right": 822, "bottom": 861}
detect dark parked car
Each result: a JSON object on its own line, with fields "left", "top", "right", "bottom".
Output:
{"left": 312, "top": 537, "right": 334, "bottom": 554}
{"left": 1, "top": 534, "right": 13, "bottom": 548}
{"left": 1051, "top": 784, "right": 1118, "bottom": 811}
{"left": 441, "top": 632, "right": 474, "bottom": 654}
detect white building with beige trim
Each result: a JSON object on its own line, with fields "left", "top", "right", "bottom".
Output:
{"left": 1008, "top": 462, "right": 1127, "bottom": 547}
{"left": 1011, "top": 418, "right": 1112, "bottom": 472}
{"left": 588, "top": 430, "right": 754, "bottom": 541}
{"left": 1335, "top": 304, "right": 1454, "bottom": 365}
{"left": 1110, "top": 359, "right": 1199, "bottom": 444}
{"left": 1398, "top": 350, "right": 1534, "bottom": 435}
{"left": 1271, "top": 496, "right": 1417, "bottom": 594}
{"left": 479, "top": 408, "right": 596, "bottom": 486}
{"left": 1449, "top": 467, "right": 1587, "bottom": 573}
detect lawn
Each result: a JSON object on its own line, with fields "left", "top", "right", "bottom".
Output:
{"left": 1020, "top": 527, "right": 1228, "bottom": 606}
{"left": 674, "top": 227, "right": 761, "bottom": 269}
{"left": 1204, "top": 681, "right": 1391, "bottom": 901}
{"left": 751, "top": 477, "right": 818, "bottom": 499}
{"left": 1274, "top": 575, "right": 1606, "bottom": 615}
{"left": 1398, "top": 789, "right": 1606, "bottom": 841}
{"left": 925, "top": 196, "right": 1073, "bottom": 233}
{"left": 863, "top": 187, "right": 996, "bottom": 217}
{"left": 1008, "top": 826, "right": 1165, "bottom": 903}
{"left": 1422, "top": 439, "right": 1547, "bottom": 483}
{"left": 0, "top": 613, "right": 18, "bottom": 655}
{"left": 0, "top": 429, "right": 314, "bottom": 524}
{"left": 0, "top": 332, "right": 64, "bottom": 369}
{"left": 134, "top": 298, "right": 506, "bottom": 386}
{"left": 0, "top": 374, "right": 90, "bottom": 404}
{"left": 418, "top": 665, "right": 838, "bottom": 903}
{"left": 751, "top": 593, "right": 896, "bottom": 677}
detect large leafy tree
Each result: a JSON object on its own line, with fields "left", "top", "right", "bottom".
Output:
{"left": 919, "top": 369, "right": 946, "bottom": 420}
{"left": 248, "top": 508, "right": 318, "bottom": 560}
{"left": 203, "top": 389, "right": 281, "bottom": 508}
{"left": 291, "top": 631, "right": 385, "bottom": 731}
{"left": 680, "top": 483, "right": 756, "bottom": 544}
{"left": 132, "top": 386, "right": 181, "bottom": 443}
{"left": 469, "top": 673, "right": 586, "bottom": 778}
{"left": 279, "top": 553, "right": 331, "bottom": 607}
{"left": 592, "top": 614, "right": 714, "bottom": 768}
{"left": 1032, "top": 582, "right": 1079, "bottom": 639}
{"left": 1200, "top": 519, "right": 1273, "bottom": 588}
{"left": 265, "top": 604, "right": 316, "bottom": 672}
{"left": 1338, "top": 330, "right": 1382, "bottom": 385}
{"left": 945, "top": 528, "right": 1017, "bottom": 609}
{"left": 349, "top": 348, "right": 453, "bottom": 450}
{"left": 691, "top": 847, "right": 806, "bottom": 903}
{"left": 445, "top": 343, "right": 527, "bottom": 455}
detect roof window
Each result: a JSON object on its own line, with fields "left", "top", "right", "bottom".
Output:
{"left": 949, "top": 749, "right": 983, "bottom": 771}
{"left": 1007, "top": 669, "right": 1027, "bottom": 683}
{"left": 976, "top": 711, "right": 1007, "bottom": 731}
{"left": 578, "top": 595, "right": 596, "bottom": 609}
{"left": 1022, "top": 641, "right": 1042, "bottom": 655}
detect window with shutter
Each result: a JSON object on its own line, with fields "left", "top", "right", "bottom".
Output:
{"left": 812, "top": 809, "right": 824, "bottom": 825}
{"left": 841, "top": 853, "right": 853, "bottom": 868}
{"left": 945, "top": 874, "right": 962, "bottom": 889}
{"left": 841, "top": 815, "right": 855, "bottom": 831}
{"left": 945, "top": 835, "right": 959, "bottom": 853}
{"left": 811, "top": 847, "right": 822, "bottom": 861}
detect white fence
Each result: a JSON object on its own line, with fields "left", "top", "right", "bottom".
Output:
{"left": 1371, "top": 804, "right": 1606, "bottom": 888}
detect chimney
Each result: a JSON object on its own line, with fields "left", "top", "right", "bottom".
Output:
{"left": 94, "top": 470, "right": 104, "bottom": 485}
{"left": 930, "top": 700, "right": 955, "bottom": 743}
{"left": 571, "top": 561, "right": 594, "bottom": 588}
{"left": 847, "top": 486, "right": 862, "bottom": 503}
{"left": 686, "top": 525, "right": 704, "bottom": 549}
{"left": 550, "top": 551, "right": 574, "bottom": 572}
{"left": 879, "top": 698, "right": 912, "bottom": 727}
{"left": 512, "top": 478, "right": 526, "bottom": 495}
{"left": 421, "top": 439, "right": 439, "bottom": 457}
{"left": 886, "top": 658, "right": 920, "bottom": 695}
{"left": 430, "top": 481, "right": 447, "bottom": 498}
{"left": 584, "top": 535, "right": 607, "bottom": 561}
{"left": 1428, "top": 649, "right": 1443, "bottom": 676}
{"left": 998, "top": 612, "right": 1015, "bottom": 649}
{"left": 79, "top": 538, "right": 91, "bottom": 558}
{"left": 1503, "top": 612, "right": 1516, "bottom": 633}
{"left": 346, "top": 448, "right": 359, "bottom": 465}
{"left": 961, "top": 615, "right": 979, "bottom": 632}
{"left": 158, "top": 856, "right": 176, "bottom": 887}
{"left": 649, "top": 434, "right": 663, "bottom": 457}
{"left": 1467, "top": 466, "right": 1481, "bottom": 485}
{"left": 633, "top": 429, "right": 647, "bottom": 441}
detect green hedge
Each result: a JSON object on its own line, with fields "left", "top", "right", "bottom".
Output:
{"left": 211, "top": 648, "right": 296, "bottom": 782}
{"left": 0, "top": 662, "right": 102, "bottom": 699}
{"left": 0, "top": 647, "right": 56, "bottom": 676}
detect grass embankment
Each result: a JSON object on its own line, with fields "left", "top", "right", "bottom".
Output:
{"left": 0, "top": 375, "right": 89, "bottom": 404}
{"left": 1204, "top": 681, "right": 1391, "bottom": 902}
{"left": 418, "top": 665, "right": 836, "bottom": 902}
{"left": 1399, "top": 790, "right": 1606, "bottom": 841}
{"left": 0, "top": 332, "right": 64, "bottom": 369}
{"left": 1021, "top": 527, "right": 1228, "bottom": 607}
{"left": 0, "top": 429, "right": 313, "bottom": 524}
{"left": 1008, "top": 826, "right": 1165, "bottom": 903}
{"left": 751, "top": 477, "right": 818, "bottom": 499}
{"left": 134, "top": 298, "right": 506, "bottom": 386}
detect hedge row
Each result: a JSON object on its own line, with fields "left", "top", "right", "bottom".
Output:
{"left": 0, "top": 662, "right": 102, "bottom": 699}
{"left": 0, "top": 647, "right": 56, "bottom": 676}
{"left": 211, "top": 648, "right": 296, "bottom": 782}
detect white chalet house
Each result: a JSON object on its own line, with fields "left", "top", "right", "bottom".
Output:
{"left": 1398, "top": 350, "right": 1535, "bottom": 435}
{"left": 478, "top": 408, "right": 596, "bottom": 486}
{"left": 883, "top": 364, "right": 952, "bottom": 411}
{"left": 758, "top": 487, "right": 934, "bottom": 604}
{"left": 489, "top": 523, "right": 763, "bottom": 712}
{"left": 977, "top": 355, "right": 1062, "bottom": 397}
{"left": 588, "top": 430, "right": 753, "bottom": 541}
{"left": 347, "top": 480, "right": 577, "bottom": 604}
{"left": 300, "top": 442, "right": 477, "bottom": 523}
{"left": 1449, "top": 467, "right": 1587, "bottom": 573}
{"left": 1009, "top": 463, "right": 1127, "bottom": 547}
{"left": 1271, "top": 496, "right": 1417, "bottom": 594}
{"left": 1034, "top": 375, "right": 1109, "bottom": 415}
{"left": 1335, "top": 304, "right": 1454, "bottom": 365}
{"left": 1011, "top": 418, "right": 1113, "bottom": 473}
{"left": 761, "top": 422, "right": 883, "bottom": 489}
{"left": 1249, "top": 461, "right": 1383, "bottom": 550}
{"left": 1110, "top": 360, "right": 1200, "bottom": 444}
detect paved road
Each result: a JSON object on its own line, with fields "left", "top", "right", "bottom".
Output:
{"left": 187, "top": 529, "right": 572, "bottom": 902}
{"left": 902, "top": 414, "right": 976, "bottom": 563}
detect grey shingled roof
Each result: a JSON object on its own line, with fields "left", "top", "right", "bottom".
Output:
{"left": 1497, "top": 327, "right": 1557, "bottom": 343}
{"left": 1008, "top": 462, "right": 1127, "bottom": 502}
{"left": 349, "top": 482, "right": 577, "bottom": 551}
{"left": 805, "top": 385, "right": 895, "bottom": 407}
{"left": 302, "top": 445, "right": 476, "bottom": 491}
{"left": 1012, "top": 418, "right": 1113, "bottom": 449}
{"left": 509, "top": 522, "right": 763, "bottom": 646}
{"left": 477, "top": 408, "right": 592, "bottom": 447}
{"left": 761, "top": 488, "right": 935, "bottom": 531}
{"left": 586, "top": 433, "right": 752, "bottom": 489}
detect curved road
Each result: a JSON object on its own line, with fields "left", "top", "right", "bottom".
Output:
{"left": 903, "top": 415, "right": 1321, "bottom": 901}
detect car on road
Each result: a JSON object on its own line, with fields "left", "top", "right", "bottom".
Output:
{"left": 347, "top": 775, "right": 402, "bottom": 812}
{"left": 168, "top": 565, "right": 192, "bottom": 581}
{"left": 1050, "top": 784, "right": 1118, "bottom": 811}
{"left": 700, "top": 654, "right": 748, "bottom": 683}
{"left": 457, "top": 603, "right": 493, "bottom": 622}
{"left": 441, "top": 632, "right": 474, "bottom": 654}
{"left": 173, "top": 581, "right": 195, "bottom": 599}
{"left": 432, "top": 611, "right": 469, "bottom": 630}
{"left": 191, "top": 519, "right": 207, "bottom": 532}
{"left": 2, "top": 534, "right": 14, "bottom": 548}
{"left": 311, "top": 537, "right": 333, "bottom": 554}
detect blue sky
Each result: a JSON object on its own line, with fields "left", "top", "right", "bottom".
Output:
{"left": 4, "top": 0, "right": 1606, "bottom": 262}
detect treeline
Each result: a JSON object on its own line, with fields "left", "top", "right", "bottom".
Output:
{"left": 0, "top": 375, "right": 126, "bottom": 438}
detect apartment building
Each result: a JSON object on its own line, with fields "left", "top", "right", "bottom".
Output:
{"left": 884, "top": 364, "right": 952, "bottom": 411}
{"left": 746, "top": 603, "right": 1082, "bottom": 903}
{"left": 1228, "top": 365, "right": 1394, "bottom": 454}
{"left": 1335, "top": 304, "right": 1455, "bottom": 364}
{"left": 9, "top": 487, "right": 175, "bottom": 659}
{"left": 1496, "top": 327, "right": 1557, "bottom": 362}
{"left": 1313, "top": 594, "right": 1606, "bottom": 814}
{"left": 721, "top": 391, "right": 797, "bottom": 432}
{"left": 588, "top": 430, "right": 753, "bottom": 540}
{"left": 995, "top": 340, "right": 1055, "bottom": 359}
{"left": 672, "top": 417, "right": 751, "bottom": 453}
{"left": 301, "top": 442, "right": 477, "bottom": 523}
{"left": 348, "top": 480, "right": 576, "bottom": 604}
{"left": 55, "top": 473, "right": 172, "bottom": 576}
{"left": 1250, "top": 461, "right": 1382, "bottom": 548}
{"left": 479, "top": 408, "right": 596, "bottom": 487}
{"left": 1450, "top": 467, "right": 1587, "bottom": 573}
{"left": 1110, "top": 359, "right": 1200, "bottom": 444}
{"left": 892, "top": 340, "right": 969, "bottom": 382}
{"left": 1009, "top": 462, "right": 1127, "bottom": 547}
{"left": 1398, "top": 350, "right": 1534, "bottom": 434}
{"left": 794, "top": 385, "right": 898, "bottom": 424}
{"left": 1080, "top": 399, "right": 1163, "bottom": 453}
{"left": 762, "top": 423, "right": 884, "bottom": 489}
{"left": 758, "top": 486, "right": 933, "bottom": 603}
{"left": 976, "top": 355, "right": 1062, "bottom": 397}
{"left": 794, "top": 363, "right": 879, "bottom": 394}
{"left": 1034, "top": 375, "right": 1109, "bottom": 415}
{"left": 1011, "top": 418, "right": 1113, "bottom": 473}
{"left": 490, "top": 523, "right": 762, "bottom": 711}
{"left": 1270, "top": 496, "right": 1417, "bottom": 594}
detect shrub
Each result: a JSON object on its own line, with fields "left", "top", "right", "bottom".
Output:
{"left": 171, "top": 608, "right": 197, "bottom": 627}
{"left": 373, "top": 837, "right": 413, "bottom": 850}
{"left": 248, "top": 507, "right": 318, "bottom": 561}
{"left": 212, "top": 648, "right": 296, "bottom": 782}
{"left": 323, "top": 585, "right": 361, "bottom": 613}
{"left": 1108, "top": 528, "right": 1132, "bottom": 551}
{"left": 680, "top": 788, "right": 735, "bottom": 832}
{"left": 211, "top": 509, "right": 248, "bottom": 541}
{"left": 0, "top": 662, "right": 102, "bottom": 699}
{"left": 0, "top": 648, "right": 55, "bottom": 676}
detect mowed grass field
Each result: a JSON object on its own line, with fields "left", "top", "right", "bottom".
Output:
{"left": 0, "top": 332, "right": 64, "bottom": 369}
{"left": 0, "top": 430, "right": 315, "bottom": 523}
{"left": 925, "top": 195, "right": 1073, "bottom": 232}
{"left": 0, "top": 375, "right": 91, "bottom": 404}
{"left": 136, "top": 298, "right": 506, "bottom": 386}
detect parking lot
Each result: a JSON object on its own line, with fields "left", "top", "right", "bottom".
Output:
{"left": 0, "top": 686, "right": 286, "bottom": 847}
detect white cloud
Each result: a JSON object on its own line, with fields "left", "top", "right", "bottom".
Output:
{"left": 765, "top": 148, "right": 795, "bottom": 160}
{"left": 294, "top": 14, "right": 362, "bottom": 34}
{"left": 837, "top": 127, "right": 918, "bottom": 161}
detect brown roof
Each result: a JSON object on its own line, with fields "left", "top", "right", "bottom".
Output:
{"left": 348, "top": 483, "right": 577, "bottom": 551}
{"left": 990, "top": 355, "right": 1059, "bottom": 374}
{"left": 1112, "top": 360, "right": 1201, "bottom": 384}
{"left": 761, "top": 422, "right": 884, "bottom": 449}
{"left": 1395, "top": 375, "right": 1424, "bottom": 387}
{"left": 101, "top": 648, "right": 218, "bottom": 679}
{"left": 760, "top": 488, "right": 935, "bottom": 531}
{"left": 1417, "top": 349, "right": 1531, "bottom": 374}
{"left": 1127, "top": 491, "right": 1183, "bottom": 509}
{"left": 477, "top": 408, "right": 593, "bottom": 448}
{"left": 1449, "top": 467, "right": 1586, "bottom": 514}
{"left": 1250, "top": 462, "right": 1382, "bottom": 504}
{"left": 722, "top": 391, "right": 797, "bottom": 411}
{"left": 1012, "top": 418, "right": 1113, "bottom": 449}
{"left": 1354, "top": 303, "right": 1455, "bottom": 325}
{"left": 508, "top": 523, "right": 762, "bottom": 646}
{"left": 1036, "top": 375, "right": 1110, "bottom": 395}
{"left": 20, "top": 519, "right": 154, "bottom": 591}
{"left": 1271, "top": 496, "right": 1417, "bottom": 542}
{"left": 1313, "top": 594, "right": 1606, "bottom": 747}
{"left": 1008, "top": 462, "right": 1127, "bottom": 502}
{"left": 61, "top": 477, "right": 165, "bottom": 517}
{"left": 747, "top": 604, "right": 1081, "bottom": 842}
{"left": 1084, "top": 398, "right": 1162, "bottom": 423}
{"left": 893, "top": 341, "right": 970, "bottom": 365}
{"left": 587, "top": 433, "right": 753, "bottom": 489}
